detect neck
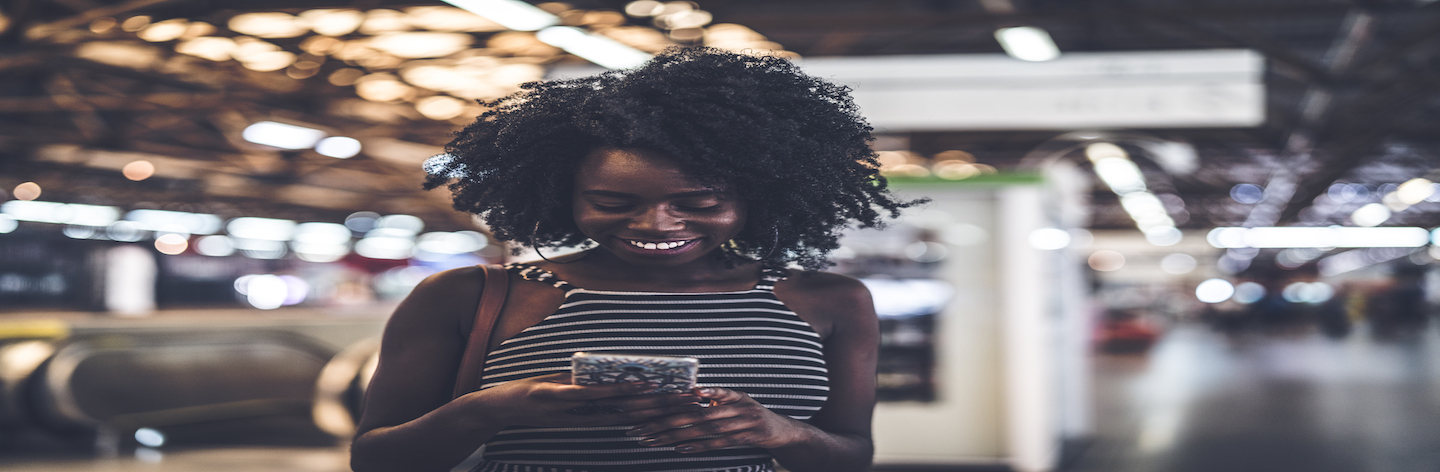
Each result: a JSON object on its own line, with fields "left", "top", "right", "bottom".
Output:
{"left": 575, "top": 248, "right": 750, "bottom": 284}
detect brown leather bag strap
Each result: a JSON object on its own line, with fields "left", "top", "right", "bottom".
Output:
{"left": 453, "top": 264, "right": 509, "bottom": 399}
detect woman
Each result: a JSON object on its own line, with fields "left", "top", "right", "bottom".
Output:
{"left": 351, "top": 48, "right": 917, "bottom": 472}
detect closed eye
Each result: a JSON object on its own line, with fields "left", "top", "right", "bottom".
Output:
{"left": 591, "top": 204, "right": 635, "bottom": 212}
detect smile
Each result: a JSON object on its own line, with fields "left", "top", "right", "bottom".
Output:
{"left": 625, "top": 239, "right": 695, "bottom": 251}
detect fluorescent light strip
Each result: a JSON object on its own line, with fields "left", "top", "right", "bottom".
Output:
{"left": 2, "top": 200, "right": 121, "bottom": 226}
{"left": 994, "top": 26, "right": 1060, "bottom": 62}
{"left": 536, "top": 26, "right": 652, "bottom": 69}
{"left": 442, "top": 0, "right": 559, "bottom": 31}
{"left": 242, "top": 121, "right": 326, "bottom": 150}
{"left": 1207, "top": 226, "right": 1432, "bottom": 249}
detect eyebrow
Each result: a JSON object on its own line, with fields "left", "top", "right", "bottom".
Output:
{"left": 580, "top": 190, "right": 721, "bottom": 199}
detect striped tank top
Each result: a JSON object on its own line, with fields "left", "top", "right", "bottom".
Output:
{"left": 472, "top": 263, "right": 829, "bottom": 472}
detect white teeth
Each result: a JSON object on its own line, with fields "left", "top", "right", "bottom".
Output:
{"left": 629, "top": 240, "right": 689, "bottom": 250}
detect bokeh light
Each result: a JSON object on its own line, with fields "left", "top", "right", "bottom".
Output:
{"left": 154, "top": 233, "right": 189, "bottom": 255}
{"left": 1232, "top": 281, "right": 1266, "bottom": 304}
{"left": 13, "top": 182, "right": 41, "bottom": 201}
{"left": 1088, "top": 250, "right": 1125, "bottom": 271}
{"left": 1195, "top": 278, "right": 1235, "bottom": 303}
{"left": 122, "top": 160, "right": 156, "bottom": 181}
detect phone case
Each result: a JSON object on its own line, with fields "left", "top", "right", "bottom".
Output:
{"left": 571, "top": 352, "right": 699, "bottom": 394}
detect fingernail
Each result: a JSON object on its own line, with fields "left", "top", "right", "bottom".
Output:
{"left": 676, "top": 445, "right": 696, "bottom": 453}
{"left": 698, "top": 388, "right": 715, "bottom": 395}
{"left": 638, "top": 438, "right": 660, "bottom": 446}
{"left": 626, "top": 428, "right": 650, "bottom": 437}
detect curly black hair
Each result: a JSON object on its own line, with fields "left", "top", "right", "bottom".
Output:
{"left": 424, "top": 47, "right": 920, "bottom": 270}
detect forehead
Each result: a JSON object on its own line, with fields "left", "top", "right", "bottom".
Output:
{"left": 574, "top": 148, "right": 717, "bottom": 192}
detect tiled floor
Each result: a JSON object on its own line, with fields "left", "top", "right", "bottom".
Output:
{"left": 5, "top": 322, "right": 1437, "bottom": 472}
{"left": 1069, "top": 322, "right": 1440, "bottom": 472}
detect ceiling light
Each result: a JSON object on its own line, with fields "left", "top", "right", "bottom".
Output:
{"left": 1027, "top": 228, "right": 1070, "bottom": 250}
{"left": 416, "top": 96, "right": 469, "bottom": 120}
{"left": 1195, "top": 279, "right": 1234, "bottom": 303}
{"left": 1396, "top": 178, "right": 1435, "bottom": 205}
{"left": 442, "top": 0, "right": 560, "bottom": 31}
{"left": 228, "top": 12, "right": 309, "bottom": 38}
{"left": 299, "top": 9, "right": 365, "bottom": 36}
{"left": 1206, "top": 226, "right": 1430, "bottom": 249}
{"left": 536, "top": 26, "right": 652, "bottom": 69}
{"left": 243, "top": 121, "right": 327, "bottom": 149}
{"left": 316, "top": 136, "right": 362, "bottom": 158}
{"left": 1093, "top": 158, "right": 1146, "bottom": 194}
{"left": 196, "top": 235, "right": 236, "bottom": 256}
{"left": 138, "top": 19, "right": 189, "bottom": 42}
{"left": 625, "top": 1, "right": 666, "bottom": 16}
{"left": 238, "top": 50, "right": 296, "bottom": 71}
{"left": 2, "top": 201, "right": 120, "bottom": 226}
{"left": 1350, "top": 203, "right": 1391, "bottom": 227}
{"left": 125, "top": 209, "right": 222, "bottom": 234}
{"left": 175, "top": 37, "right": 236, "bottom": 61}
{"left": 227, "top": 217, "right": 298, "bottom": 241}
{"left": 122, "top": 160, "right": 156, "bottom": 181}
{"left": 404, "top": 6, "right": 507, "bottom": 32}
{"left": 994, "top": 26, "right": 1060, "bottom": 62}
{"left": 369, "top": 32, "right": 474, "bottom": 58}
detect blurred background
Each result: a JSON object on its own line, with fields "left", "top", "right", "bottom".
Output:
{"left": 2, "top": 0, "right": 1440, "bottom": 471}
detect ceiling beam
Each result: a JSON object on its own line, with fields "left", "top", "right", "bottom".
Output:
{"left": 0, "top": 92, "right": 232, "bottom": 112}
{"left": 23, "top": 0, "right": 183, "bottom": 41}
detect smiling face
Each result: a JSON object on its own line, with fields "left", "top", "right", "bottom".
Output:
{"left": 572, "top": 147, "right": 746, "bottom": 267}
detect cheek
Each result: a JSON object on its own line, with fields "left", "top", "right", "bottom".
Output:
{"left": 710, "top": 207, "right": 747, "bottom": 237}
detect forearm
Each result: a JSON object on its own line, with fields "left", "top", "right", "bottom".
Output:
{"left": 768, "top": 419, "right": 874, "bottom": 472}
{"left": 350, "top": 399, "right": 508, "bottom": 472}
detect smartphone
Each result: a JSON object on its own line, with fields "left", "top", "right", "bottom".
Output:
{"left": 571, "top": 352, "right": 699, "bottom": 394}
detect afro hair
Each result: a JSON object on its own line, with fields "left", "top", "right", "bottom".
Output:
{"left": 425, "top": 47, "right": 920, "bottom": 270}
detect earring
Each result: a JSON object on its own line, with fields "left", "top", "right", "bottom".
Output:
{"left": 531, "top": 220, "right": 592, "bottom": 264}
{"left": 761, "top": 226, "right": 779, "bottom": 260}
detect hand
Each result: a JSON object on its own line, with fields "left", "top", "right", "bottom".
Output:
{"left": 624, "top": 387, "right": 807, "bottom": 453}
{"left": 462, "top": 373, "right": 707, "bottom": 428}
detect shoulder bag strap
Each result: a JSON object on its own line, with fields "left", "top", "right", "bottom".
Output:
{"left": 453, "top": 264, "right": 509, "bottom": 399}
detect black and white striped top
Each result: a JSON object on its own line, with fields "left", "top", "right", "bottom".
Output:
{"left": 471, "top": 263, "right": 829, "bottom": 472}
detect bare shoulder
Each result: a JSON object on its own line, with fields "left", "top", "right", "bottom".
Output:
{"left": 772, "top": 270, "right": 876, "bottom": 339}
{"left": 388, "top": 266, "right": 490, "bottom": 333}
{"left": 779, "top": 270, "right": 869, "bottom": 297}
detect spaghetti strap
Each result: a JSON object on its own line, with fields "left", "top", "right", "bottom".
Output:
{"left": 506, "top": 262, "right": 787, "bottom": 293}
{"left": 503, "top": 262, "right": 575, "bottom": 291}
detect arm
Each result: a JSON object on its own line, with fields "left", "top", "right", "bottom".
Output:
{"left": 351, "top": 268, "right": 705, "bottom": 472}
{"left": 767, "top": 274, "right": 878, "bottom": 471}
{"left": 624, "top": 273, "right": 879, "bottom": 472}
{"left": 349, "top": 267, "right": 503, "bottom": 472}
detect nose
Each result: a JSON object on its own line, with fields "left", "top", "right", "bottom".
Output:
{"left": 632, "top": 205, "right": 685, "bottom": 234}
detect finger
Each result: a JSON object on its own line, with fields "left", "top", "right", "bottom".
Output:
{"left": 599, "top": 393, "right": 701, "bottom": 411}
{"left": 692, "top": 386, "right": 748, "bottom": 405}
{"left": 625, "top": 407, "right": 741, "bottom": 438}
{"left": 669, "top": 431, "right": 763, "bottom": 453}
{"left": 636, "top": 417, "right": 753, "bottom": 446}
{"left": 610, "top": 402, "right": 707, "bottom": 422}
{"left": 548, "top": 381, "right": 654, "bottom": 401}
